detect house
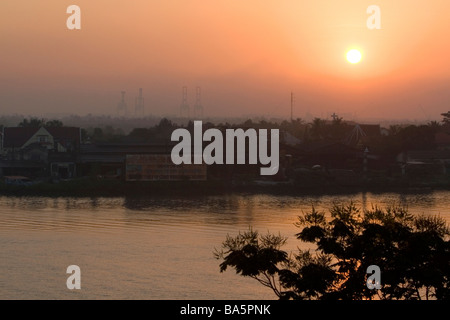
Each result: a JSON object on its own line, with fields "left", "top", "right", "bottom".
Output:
{"left": 125, "top": 154, "right": 207, "bottom": 181}
{"left": 344, "top": 124, "right": 381, "bottom": 148}
{"left": 1, "top": 126, "right": 80, "bottom": 179}
{"left": 396, "top": 149, "right": 450, "bottom": 176}
{"left": 2, "top": 127, "right": 80, "bottom": 153}
{"left": 77, "top": 142, "right": 176, "bottom": 178}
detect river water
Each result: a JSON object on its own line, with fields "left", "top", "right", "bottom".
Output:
{"left": 1, "top": 190, "right": 449, "bottom": 300}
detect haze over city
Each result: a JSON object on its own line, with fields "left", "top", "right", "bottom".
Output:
{"left": 2, "top": 1, "right": 450, "bottom": 306}
{"left": 1, "top": 0, "right": 449, "bottom": 122}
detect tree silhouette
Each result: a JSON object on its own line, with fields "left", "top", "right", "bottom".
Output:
{"left": 18, "top": 117, "right": 64, "bottom": 127}
{"left": 45, "top": 119, "right": 64, "bottom": 127}
{"left": 215, "top": 203, "right": 450, "bottom": 300}
{"left": 309, "top": 118, "right": 327, "bottom": 140}
{"left": 441, "top": 111, "right": 450, "bottom": 125}
{"left": 18, "top": 117, "right": 45, "bottom": 127}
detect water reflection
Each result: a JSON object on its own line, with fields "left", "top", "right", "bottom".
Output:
{"left": 4, "top": 197, "right": 49, "bottom": 210}
{"left": 0, "top": 194, "right": 447, "bottom": 241}
{"left": 122, "top": 194, "right": 243, "bottom": 213}
{"left": 1, "top": 190, "right": 449, "bottom": 299}
{"left": 1, "top": 191, "right": 448, "bottom": 229}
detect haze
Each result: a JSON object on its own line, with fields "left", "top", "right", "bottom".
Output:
{"left": 1, "top": 0, "right": 449, "bottom": 121}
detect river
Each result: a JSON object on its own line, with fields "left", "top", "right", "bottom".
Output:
{"left": 1, "top": 190, "right": 449, "bottom": 299}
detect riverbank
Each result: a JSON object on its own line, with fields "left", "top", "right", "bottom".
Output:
{"left": 1, "top": 176, "right": 449, "bottom": 198}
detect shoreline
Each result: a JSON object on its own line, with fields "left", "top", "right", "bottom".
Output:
{"left": 0, "top": 177, "right": 449, "bottom": 198}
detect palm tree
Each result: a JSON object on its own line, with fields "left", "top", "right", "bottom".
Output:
{"left": 428, "top": 120, "right": 441, "bottom": 133}
{"left": 310, "top": 118, "right": 326, "bottom": 140}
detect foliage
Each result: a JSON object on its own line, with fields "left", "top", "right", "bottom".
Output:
{"left": 18, "top": 117, "right": 46, "bottom": 127}
{"left": 127, "top": 118, "right": 178, "bottom": 142}
{"left": 215, "top": 203, "right": 450, "bottom": 300}
{"left": 369, "top": 123, "right": 439, "bottom": 156}
{"left": 45, "top": 119, "right": 64, "bottom": 127}
{"left": 441, "top": 111, "right": 450, "bottom": 125}
{"left": 214, "top": 229, "right": 288, "bottom": 298}
{"left": 18, "top": 117, "right": 64, "bottom": 128}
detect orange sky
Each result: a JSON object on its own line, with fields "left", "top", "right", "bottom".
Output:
{"left": 0, "top": 0, "right": 449, "bottom": 121}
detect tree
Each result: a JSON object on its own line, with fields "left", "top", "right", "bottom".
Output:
{"left": 428, "top": 120, "right": 441, "bottom": 131}
{"left": 18, "top": 117, "right": 45, "bottom": 127}
{"left": 441, "top": 111, "right": 450, "bottom": 125}
{"left": 309, "top": 118, "right": 326, "bottom": 140}
{"left": 128, "top": 128, "right": 152, "bottom": 141}
{"left": 214, "top": 229, "right": 288, "bottom": 298}
{"left": 157, "top": 118, "right": 173, "bottom": 130}
{"left": 389, "top": 124, "right": 401, "bottom": 136}
{"left": 215, "top": 203, "right": 450, "bottom": 300}
{"left": 92, "top": 127, "right": 104, "bottom": 141}
{"left": 18, "top": 118, "right": 64, "bottom": 127}
{"left": 45, "top": 119, "right": 64, "bottom": 127}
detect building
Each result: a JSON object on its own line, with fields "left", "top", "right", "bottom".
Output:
{"left": 78, "top": 143, "right": 207, "bottom": 181}
{"left": 397, "top": 150, "right": 450, "bottom": 176}
{"left": 126, "top": 154, "right": 207, "bottom": 181}
{"left": 1, "top": 126, "right": 80, "bottom": 178}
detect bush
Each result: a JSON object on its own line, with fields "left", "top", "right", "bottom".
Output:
{"left": 214, "top": 203, "right": 450, "bottom": 300}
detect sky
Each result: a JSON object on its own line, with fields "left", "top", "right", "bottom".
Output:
{"left": 1, "top": 0, "right": 449, "bottom": 122}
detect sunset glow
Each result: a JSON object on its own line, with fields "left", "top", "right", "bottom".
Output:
{"left": 347, "top": 49, "right": 362, "bottom": 64}
{"left": 2, "top": 0, "right": 450, "bottom": 305}
{"left": 0, "top": 0, "right": 449, "bottom": 120}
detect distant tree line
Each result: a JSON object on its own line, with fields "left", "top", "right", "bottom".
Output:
{"left": 18, "top": 117, "right": 64, "bottom": 128}
{"left": 3, "top": 113, "right": 450, "bottom": 150}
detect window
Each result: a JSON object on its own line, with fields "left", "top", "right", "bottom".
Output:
{"left": 37, "top": 135, "right": 49, "bottom": 143}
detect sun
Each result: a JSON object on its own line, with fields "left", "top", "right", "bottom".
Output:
{"left": 346, "top": 49, "right": 362, "bottom": 64}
